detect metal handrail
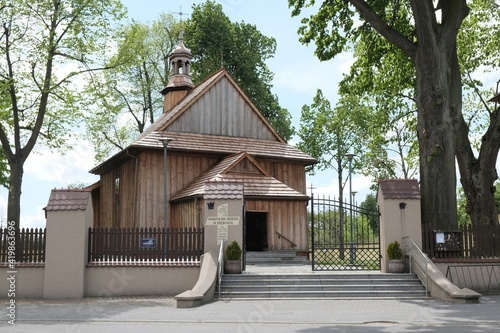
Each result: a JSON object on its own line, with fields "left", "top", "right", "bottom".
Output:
{"left": 402, "top": 236, "right": 430, "bottom": 297}
{"left": 276, "top": 231, "right": 297, "bottom": 248}
{"left": 217, "top": 240, "right": 224, "bottom": 299}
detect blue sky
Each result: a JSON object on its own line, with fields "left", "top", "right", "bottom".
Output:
{"left": 0, "top": 0, "right": 376, "bottom": 228}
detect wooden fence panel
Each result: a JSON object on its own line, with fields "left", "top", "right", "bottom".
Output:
{"left": 88, "top": 227, "right": 204, "bottom": 263}
{"left": 422, "top": 223, "right": 500, "bottom": 259}
{"left": 0, "top": 227, "right": 46, "bottom": 263}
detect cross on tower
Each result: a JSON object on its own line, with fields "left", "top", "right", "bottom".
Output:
{"left": 173, "top": 6, "right": 189, "bottom": 26}
{"left": 173, "top": 6, "right": 189, "bottom": 40}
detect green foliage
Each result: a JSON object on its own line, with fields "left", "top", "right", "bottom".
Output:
{"left": 0, "top": 0, "right": 125, "bottom": 224}
{"left": 360, "top": 193, "right": 379, "bottom": 232}
{"left": 84, "top": 13, "right": 177, "bottom": 162}
{"left": 387, "top": 241, "right": 402, "bottom": 260}
{"left": 225, "top": 241, "right": 242, "bottom": 260}
{"left": 0, "top": 148, "right": 8, "bottom": 189}
{"left": 457, "top": 187, "right": 471, "bottom": 227}
{"left": 185, "top": 1, "right": 294, "bottom": 141}
{"left": 298, "top": 89, "right": 365, "bottom": 173}
{"left": 290, "top": 0, "right": 500, "bottom": 227}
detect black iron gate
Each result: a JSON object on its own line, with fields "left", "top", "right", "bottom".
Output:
{"left": 310, "top": 195, "right": 380, "bottom": 270}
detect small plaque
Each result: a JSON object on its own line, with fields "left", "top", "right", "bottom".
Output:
{"left": 141, "top": 237, "right": 156, "bottom": 249}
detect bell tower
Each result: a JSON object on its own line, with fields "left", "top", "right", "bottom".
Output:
{"left": 161, "top": 28, "right": 194, "bottom": 112}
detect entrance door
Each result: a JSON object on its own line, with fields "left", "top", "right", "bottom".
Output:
{"left": 245, "top": 212, "right": 268, "bottom": 251}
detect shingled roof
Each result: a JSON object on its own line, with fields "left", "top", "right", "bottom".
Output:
{"left": 378, "top": 179, "right": 421, "bottom": 199}
{"left": 45, "top": 189, "right": 91, "bottom": 211}
{"left": 89, "top": 68, "right": 317, "bottom": 175}
{"left": 171, "top": 152, "right": 309, "bottom": 202}
{"left": 204, "top": 180, "right": 244, "bottom": 200}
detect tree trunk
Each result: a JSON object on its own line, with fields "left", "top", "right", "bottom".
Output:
{"left": 456, "top": 91, "right": 500, "bottom": 226}
{"left": 414, "top": 41, "right": 459, "bottom": 230}
{"left": 7, "top": 156, "right": 24, "bottom": 262}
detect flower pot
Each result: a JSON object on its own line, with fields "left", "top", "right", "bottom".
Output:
{"left": 387, "top": 259, "right": 405, "bottom": 273}
{"left": 225, "top": 259, "right": 242, "bottom": 274}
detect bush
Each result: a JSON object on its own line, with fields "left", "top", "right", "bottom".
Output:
{"left": 387, "top": 241, "right": 403, "bottom": 260}
{"left": 226, "top": 241, "right": 242, "bottom": 260}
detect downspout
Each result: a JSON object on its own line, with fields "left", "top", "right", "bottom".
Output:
{"left": 126, "top": 149, "right": 139, "bottom": 227}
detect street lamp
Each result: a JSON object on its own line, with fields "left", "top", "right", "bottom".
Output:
{"left": 159, "top": 138, "right": 173, "bottom": 258}
{"left": 345, "top": 153, "right": 356, "bottom": 265}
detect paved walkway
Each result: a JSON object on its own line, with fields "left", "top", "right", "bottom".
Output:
{"left": 1, "top": 266, "right": 499, "bottom": 332}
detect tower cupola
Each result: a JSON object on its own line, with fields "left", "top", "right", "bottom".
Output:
{"left": 161, "top": 29, "right": 194, "bottom": 112}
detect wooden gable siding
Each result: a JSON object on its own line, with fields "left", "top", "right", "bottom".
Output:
{"left": 257, "top": 160, "right": 308, "bottom": 195}
{"left": 166, "top": 77, "right": 277, "bottom": 141}
{"left": 246, "top": 199, "right": 308, "bottom": 251}
{"left": 229, "top": 157, "right": 263, "bottom": 174}
{"left": 134, "top": 151, "right": 221, "bottom": 228}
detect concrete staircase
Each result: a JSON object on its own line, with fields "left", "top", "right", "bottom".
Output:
{"left": 218, "top": 272, "right": 428, "bottom": 300}
{"left": 245, "top": 251, "right": 311, "bottom": 266}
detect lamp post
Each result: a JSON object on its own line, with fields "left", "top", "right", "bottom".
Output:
{"left": 345, "top": 153, "right": 356, "bottom": 265}
{"left": 160, "top": 138, "right": 173, "bottom": 258}
{"left": 352, "top": 191, "right": 357, "bottom": 262}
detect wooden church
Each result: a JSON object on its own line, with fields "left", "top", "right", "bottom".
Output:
{"left": 89, "top": 30, "right": 316, "bottom": 252}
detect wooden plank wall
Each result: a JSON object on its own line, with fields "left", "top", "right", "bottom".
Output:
{"left": 99, "top": 171, "right": 114, "bottom": 227}
{"left": 246, "top": 199, "right": 308, "bottom": 251}
{"left": 258, "top": 160, "right": 307, "bottom": 194}
{"left": 171, "top": 201, "right": 202, "bottom": 229}
{"left": 168, "top": 77, "right": 277, "bottom": 141}
{"left": 135, "top": 151, "right": 220, "bottom": 228}
{"left": 96, "top": 152, "right": 309, "bottom": 239}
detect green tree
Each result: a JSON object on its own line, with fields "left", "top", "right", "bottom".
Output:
{"left": 185, "top": 0, "right": 294, "bottom": 141}
{"left": 290, "top": 0, "right": 500, "bottom": 228}
{"left": 360, "top": 193, "right": 379, "bottom": 232}
{"left": 337, "top": 24, "right": 419, "bottom": 183}
{"left": 84, "top": 14, "right": 177, "bottom": 162}
{"left": 0, "top": 0, "right": 125, "bottom": 238}
{"left": 298, "top": 89, "right": 366, "bottom": 258}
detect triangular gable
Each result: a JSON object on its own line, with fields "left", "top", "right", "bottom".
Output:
{"left": 222, "top": 152, "right": 270, "bottom": 177}
{"left": 135, "top": 68, "right": 284, "bottom": 144}
{"left": 171, "top": 152, "right": 308, "bottom": 202}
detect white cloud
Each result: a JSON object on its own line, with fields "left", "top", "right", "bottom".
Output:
{"left": 0, "top": 195, "right": 6, "bottom": 228}
{"left": 273, "top": 54, "right": 352, "bottom": 101}
{"left": 25, "top": 137, "right": 98, "bottom": 186}
{"left": 20, "top": 205, "right": 46, "bottom": 229}
{"left": 307, "top": 173, "right": 374, "bottom": 203}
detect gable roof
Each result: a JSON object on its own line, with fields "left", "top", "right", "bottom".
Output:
{"left": 90, "top": 68, "right": 317, "bottom": 175}
{"left": 136, "top": 68, "right": 285, "bottom": 142}
{"left": 45, "top": 189, "right": 91, "bottom": 211}
{"left": 171, "top": 152, "right": 309, "bottom": 202}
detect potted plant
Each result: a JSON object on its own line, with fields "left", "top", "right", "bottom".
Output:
{"left": 387, "top": 241, "right": 405, "bottom": 273}
{"left": 225, "top": 240, "right": 242, "bottom": 274}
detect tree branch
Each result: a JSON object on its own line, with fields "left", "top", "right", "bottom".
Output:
{"left": 349, "top": 0, "right": 417, "bottom": 60}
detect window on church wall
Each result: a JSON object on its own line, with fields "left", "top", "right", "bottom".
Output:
{"left": 113, "top": 168, "right": 121, "bottom": 227}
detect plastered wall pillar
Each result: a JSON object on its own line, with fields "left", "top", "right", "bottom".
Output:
{"left": 202, "top": 181, "right": 244, "bottom": 255}
{"left": 378, "top": 179, "right": 422, "bottom": 273}
{"left": 43, "top": 190, "right": 93, "bottom": 298}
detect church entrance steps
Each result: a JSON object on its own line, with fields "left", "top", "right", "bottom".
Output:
{"left": 218, "top": 271, "right": 428, "bottom": 300}
{"left": 245, "top": 251, "right": 311, "bottom": 266}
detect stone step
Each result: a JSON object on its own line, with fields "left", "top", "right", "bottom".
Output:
{"left": 218, "top": 272, "right": 428, "bottom": 300}
{"left": 245, "top": 251, "right": 311, "bottom": 266}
